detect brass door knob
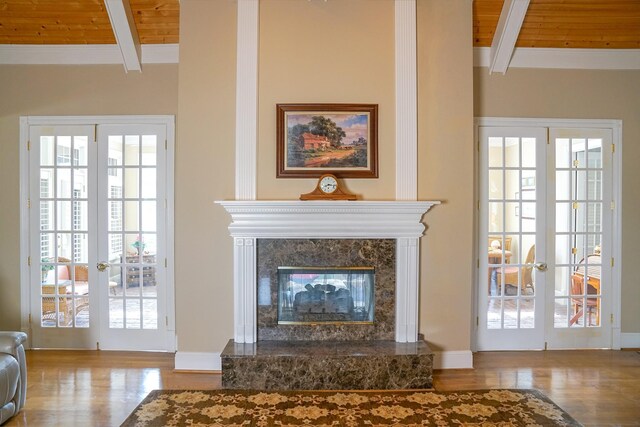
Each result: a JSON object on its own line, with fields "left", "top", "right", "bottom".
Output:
{"left": 97, "top": 262, "right": 110, "bottom": 272}
{"left": 534, "top": 262, "right": 548, "bottom": 272}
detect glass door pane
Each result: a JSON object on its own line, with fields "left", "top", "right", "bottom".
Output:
{"left": 30, "top": 125, "right": 97, "bottom": 349}
{"left": 548, "top": 128, "right": 612, "bottom": 349}
{"left": 106, "top": 133, "right": 159, "bottom": 330}
{"left": 477, "top": 127, "right": 546, "bottom": 351}
{"left": 97, "top": 124, "right": 168, "bottom": 351}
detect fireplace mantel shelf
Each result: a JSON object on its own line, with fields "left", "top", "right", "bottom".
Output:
{"left": 216, "top": 200, "right": 440, "bottom": 239}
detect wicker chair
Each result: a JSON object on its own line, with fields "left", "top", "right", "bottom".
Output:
{"left": 41, "top": 257, "right": 89, "bottom": 326}
{"left": 497, "top": 245, "right": 536, "bottom": 295}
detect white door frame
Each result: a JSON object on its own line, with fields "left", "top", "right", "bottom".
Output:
{"left": 19, "top": 115, "right": 176, "bottom": 351}
{"left": 473, "top": 117, "right": 622, "bottom": 351}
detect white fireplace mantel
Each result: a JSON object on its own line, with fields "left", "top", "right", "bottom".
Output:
{"left": 216, "top": 200, "right": 439, "bottom": 343}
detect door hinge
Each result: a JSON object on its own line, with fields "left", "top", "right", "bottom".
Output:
{"left": 27, "top": 140, "right": 31, "bottom": 151}
{"left": 28, "top": 314, "right": 32, "bottom": 324}
{"left": 96, "top": 341, "right": 100, "bottom": 350}
{"left": 93, "top": 124, "right": 98, "bottom": 143}
{"left": 28, "top": 256, "right": 32, "bottom": 267}
{"left": 612, "top": 143, "right": 615, "bottom": 153}
{"left": 611, "top": 201, "right": 615, "bottom": 210}
{"left": 610, "top": 314, "right": 614, "bottom": 323}
{"left": 165, "top": 139, "right": 168, "bottom": 150}
{"left": 27, "top": 198, "right": 31, "bottom": 209}
{"left": 166, "top": 316, "right": 169, "bottom": 327}
{"left": 477, "top": 138, "right": 480, "bottom": 152}
{"left": 476, "top": 316, "right": 479, "bottom": 327}
{"left": 544, "top": 341, "right": 548, "bottom": 350}
{"left": 477, "top": 200, "right": 480, "bottom": 211}
{"left": 611, "top": 257, "right": 614, "bottom": 267}
{"left": 164, "top": 258, "right": 167, "bottom": 268}
{"left": 477, "top": 259, "right": 480, "bottom": 268}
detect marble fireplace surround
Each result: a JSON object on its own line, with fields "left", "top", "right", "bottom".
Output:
{"left": 217, "top": 200, "right": 439, "bottom": 344}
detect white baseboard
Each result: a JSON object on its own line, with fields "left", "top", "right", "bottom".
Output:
{"left": 621, "top": 333, "right": 640, "bottom": 349}
{"left": 433, "top": 350, "right": 474, "bottom": 369}
{"left": 174, "top": 352, "right": 221, "bottom": 371}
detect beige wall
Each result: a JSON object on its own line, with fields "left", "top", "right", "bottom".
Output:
{"left": 172, "top": 0, "right": 475, "bottom": 356}
{"left": 257, "top": 0, "right": 396, "bottom": 199}
{"left": 475, "top": 67, "right": 640, "bottom": 333}
{"left": 174, "top": 0, "right": 237, "bottom": 353}
{"left": 0, "top": 64, "right": 178, "bottom": 330}
{"left": 417, "top": 1, "right": 474, "bottom": 351}
{"left": 0, "top": 0, "right": 477, "bottom": 356}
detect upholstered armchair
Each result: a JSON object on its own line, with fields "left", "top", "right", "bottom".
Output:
{"left": 0, "top": 332, "right": 27, "bottom": 425}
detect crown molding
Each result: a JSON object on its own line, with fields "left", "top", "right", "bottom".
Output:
{"left": 0, "top": 44, "right": 179, "bottom": 65}
{"left": 475, "top": 47, "right": 640, "bottom": 70}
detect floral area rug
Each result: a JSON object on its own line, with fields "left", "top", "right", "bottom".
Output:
{"left": 121, "top": 389, "right": 581, "bottom": 427}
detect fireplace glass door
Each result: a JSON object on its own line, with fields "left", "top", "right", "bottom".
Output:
{"left": 278, "top": 267, "right": 374, "bottom": 324}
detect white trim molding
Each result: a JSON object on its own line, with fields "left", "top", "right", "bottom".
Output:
{"left": 395, "top": 0, "right": 418, "bottom": 200}
{"left": 0, "top": 44, "right": 179, "bottom": 65}
{"left": 216, "top": 201, "right": 439, "bottom": 239}
{"left": 175, "top": 352, "right": 222, "bottom": 371}
{"left": 235, "top": 0, "right": 259, "bottom": 200}
{"left": 433, "top": 351, "right": 474, "bottom": 369}
{"left": 216, "top": 200, "right": 439, "bottom": 343}
{"left": 475, "top": 47, "right": 640, "bottom": 70}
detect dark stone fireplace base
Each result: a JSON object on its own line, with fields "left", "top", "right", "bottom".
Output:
{"left": 220, "top": 339, "right": 434, "bottom": 390}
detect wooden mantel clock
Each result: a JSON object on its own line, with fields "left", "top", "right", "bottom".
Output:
{"left": 300, "top": 174, "right": 357, "bottom": 201}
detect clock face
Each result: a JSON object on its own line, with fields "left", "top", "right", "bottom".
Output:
{"left": 319, "top": 176, "right": 338, "bottom": 194}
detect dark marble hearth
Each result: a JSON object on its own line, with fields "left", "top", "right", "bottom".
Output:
{"left": 221, "top": 339, "right": 433, "bottom": 390}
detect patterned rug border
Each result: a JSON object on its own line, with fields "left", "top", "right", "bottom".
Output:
{"left": 122, "top": 388, "right": 582, "bottom": 427}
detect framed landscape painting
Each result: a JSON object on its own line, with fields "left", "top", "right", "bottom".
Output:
{"left": 276, "top": 103, "right": 378, "bottom": 178}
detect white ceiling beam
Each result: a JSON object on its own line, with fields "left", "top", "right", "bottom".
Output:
{"left": 489, "top": 0, "right": 530, "bottom": 74}
{"left": 104, "top": 0, "right": 142, "bottom": 72}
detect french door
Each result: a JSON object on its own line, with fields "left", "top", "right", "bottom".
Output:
{"left": 24, "top": 117, "right": 174, "bottom": 351}
{"left": 477, "top": 120, "right": 617, "bottom": 350}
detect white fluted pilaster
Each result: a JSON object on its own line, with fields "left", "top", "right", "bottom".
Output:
{"left": 395, "top": 238, "right": 420, "bottom": 342}
{"left": 395, "top": 0, "right": 418, "bottom": 201}
{"left": 233, "top": 237, "right": 257, "bottom": 343}
{"left": 235, "top": 0, "right": 259, "bottom": 200}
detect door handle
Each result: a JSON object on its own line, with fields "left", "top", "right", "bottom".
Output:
{"left": 534, "top": 262, "right": 548, "bottom": 272}
{"left": 96, "top": 262, "right": 110, "bottom": 272}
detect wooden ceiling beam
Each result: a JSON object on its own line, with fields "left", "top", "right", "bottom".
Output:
{"left": 104, "top": 0, "right": 142, "bottom": 72}
{"left": 489, "top": 0, "right": 531, "bottom": 74}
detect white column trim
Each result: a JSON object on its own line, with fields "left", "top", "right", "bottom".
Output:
{"left": 235, "top": 0, "right": 259, "bottom": 200}
{"left": 395, "top": 0, "right": 417, "bottom": 201}
{"left": 234, "top": 238, "right": 257, "bottom": 343}
{"left": 396, "top": 238, "right": 420, "bottom": 342}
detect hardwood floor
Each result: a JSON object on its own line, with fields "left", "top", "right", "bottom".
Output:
{"left": 4, "top": 349, "right": 639, "bottom": 426}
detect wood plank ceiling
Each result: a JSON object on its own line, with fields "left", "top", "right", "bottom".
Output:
{"left": 474, "top": 0, "right": 640, "bottom": 49}
{"left": 0, "top": 0, "right": 179, "bottom": 44}
{"left": 0, "top": 0, "right": 638, "bottom": 48}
